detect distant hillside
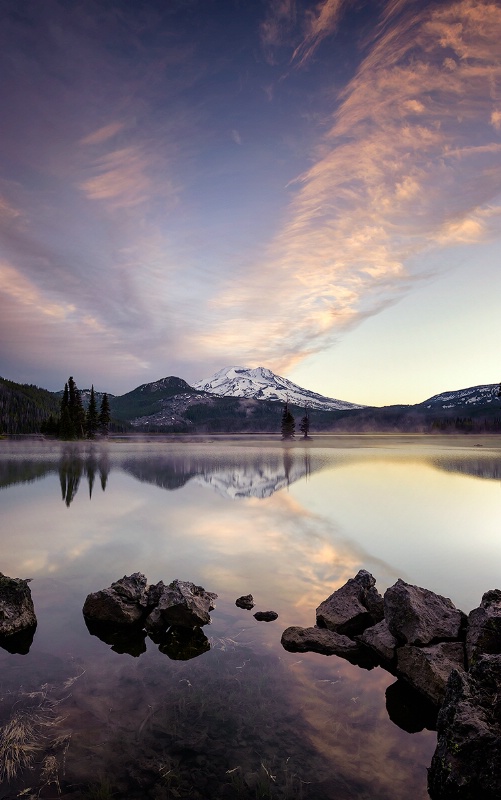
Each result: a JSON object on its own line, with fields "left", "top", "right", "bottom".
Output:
{"left": 1, "top": 371, "right": 500, "bottom": 435}
{"left": 0, "top": 377, "right": 60, "bottom": 434}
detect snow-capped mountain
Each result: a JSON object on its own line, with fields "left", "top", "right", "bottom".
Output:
{"left": 193, "top": 366, "right": 365, "bottom": 411}
{"left": 420, "top": 384, "right": 500, "bottom": 410}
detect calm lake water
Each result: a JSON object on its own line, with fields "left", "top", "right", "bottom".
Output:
{"left": 1, "top": 435, "right": 501, "bottom": 799}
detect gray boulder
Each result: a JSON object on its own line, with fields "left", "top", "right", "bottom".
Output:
{"left": 397, "top": 641, "right": 465, "bottom": 706}
{"left": 357, "top": 619, "right": 398, "bottom": 666}
{"left": 281, "top": 626, "right": 362, "bottom": 657}
{"left": 429, "top": 654, "right": 501, "bottom": 799}
{"left": 384, "top": 579, "right": 465, "bottom": 646}
{"left": 236, "top": 594, "right": 255, "bottom": 610}
{"left": 316, "top": 570, "right": 384, "bottom": 636}
{"left": 83, "top": 579, "right": 147, "bottom": 625}
{"left": 0, "top": 573, "right": 37, "bottom": 636}
{"left": 145, "top": 580, "right": 217, "bottom": 631}
{"left": 466, "top": 589, "right": 501, "bottom": 668}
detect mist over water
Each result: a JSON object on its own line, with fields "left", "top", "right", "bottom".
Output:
{"left": 1, "top": 437, "right": 501, "bottom": 798}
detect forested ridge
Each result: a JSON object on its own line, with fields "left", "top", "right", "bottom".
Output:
{"left": 0, "top": 377, "right": 60, "bottom": 434}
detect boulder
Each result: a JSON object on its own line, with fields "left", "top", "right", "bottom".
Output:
{"left": 83, "top": 573, "right": 149, "bottom": 625}
{"left": 316, "top": 570, "right": 384, "bottom": 636}
{"left": 466, "top": 590, "right": 501, "bottom": 668}
{"left": 145, "top": 580, "right": 217, "bottom": 631}
{"left": 236, "top": 594, "right": 255, "bottom": 610}
{"left": 357, "top": 619, "right": 398, "bottom": 666}
{"left": 0, "top": 573, "right": 37, "bottom": 637}
{"left": 397, "top": 641, "right": 465, "bottom": 706}
{"left": 429, "top": 654, "right": 501, "bottom": 799}
{"left": 384, "top": 579, "right": 465, "bottom": 646}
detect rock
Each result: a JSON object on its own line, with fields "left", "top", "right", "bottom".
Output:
{"left": 429, "top": 654, "right": 501, "bottom": 799}
{"left": 83, "top": 581, "right": 146, "bottom": 626}
{"left": 384, "top": 579, "right": 465, "bottom": 645}
{"left": 281, "top": 625, "right": 363, "bottom": 657}
{"left": 111, "top": 572, "right": 149, "bottom": 607}
{"left": 253, "top": 610, "right": 278, "bottom": 622}
{"left": 397, "top": 641, "right": 465, "bottom": 706}
{"left": 357, "top": 619, "right": 397, "bottom": 666}
{"left": 466, "top": 590, "right": 501, "bottom": 668}
{"left": 0, "top": 573, "right": 37, "bottom": 637}
{"left": 235, "top": 594, "right": 255, "bottom": 610}
{"left": 145, "top": 580, "right": 217, "bottom": 630}
{"left": 316, "top": 569, "right": 384, "bottom": 636}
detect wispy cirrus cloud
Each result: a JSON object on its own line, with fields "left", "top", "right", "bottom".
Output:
{"left": 260, "top": 0, "right": 347, "bottom": 67}
{"left": 198, "top": 0, "right": 501, "bottom": 372}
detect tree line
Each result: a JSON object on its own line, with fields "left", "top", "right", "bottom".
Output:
{"left": 281, "top": 402, "right": 310, "bottom": 440}
{"left": 41, "top": 376, "right": 111, "bottom": 439}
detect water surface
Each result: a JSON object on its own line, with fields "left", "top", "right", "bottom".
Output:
{"left": 1, "top": 436, "right": 500, "bottom": 798}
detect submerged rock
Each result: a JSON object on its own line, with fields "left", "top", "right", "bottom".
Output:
{"left": 0, "top": 573, "right": 37, "bottom": 637}
{"left": 316, "top": 569, "right": 384, "bottom": 636}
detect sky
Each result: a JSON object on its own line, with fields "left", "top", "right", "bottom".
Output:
{"left": 1, "top": 0, "right": 501, "bottom": 406}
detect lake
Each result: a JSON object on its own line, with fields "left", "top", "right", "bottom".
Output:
{"left": 1, "top": 435, "right": 501, "bottom": 799}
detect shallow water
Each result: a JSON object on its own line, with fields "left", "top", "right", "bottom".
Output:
{"left": 1, "top": 436, "right": 501, "bottom": 799}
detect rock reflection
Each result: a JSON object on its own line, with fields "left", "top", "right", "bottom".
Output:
{"left": 85, "top": 618, "right": 147, "bottom": 657}
{"left": 385, "top": 679, "right": 438, "bottom": 733}
{"left": 86, "top": 618, "right": 211, "bottom": 661}
{"left": 0, "top": 624, "right": 37, "bottom": 655}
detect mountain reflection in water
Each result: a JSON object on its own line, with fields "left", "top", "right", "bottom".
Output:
{"left": 1, "top": 439, "right": 501, "bottom": 798}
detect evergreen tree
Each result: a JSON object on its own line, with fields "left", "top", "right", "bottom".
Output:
{"left": 299, "top": 408, "right": 311, "bottom": 439}
{"left": 281, "top": 402, "right": 295, "bottom": 440}
{"left": 59, "top": 405, "right": 76, "bottom": 440}
{"left": 86, "top": 385, "right": 99, "bottom": 438}
{"left": 68, "top": 376, "right": 86, "bottom": 438}
{"left": 99, "top": 393, "right": 111, "bottom": 435}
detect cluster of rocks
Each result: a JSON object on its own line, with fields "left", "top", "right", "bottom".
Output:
{"left": 83, "top": 573, "right": 217, "bottom": 660}
{"left": 0, "top": 572, "right": 37, "bottom": 654}
{"left": 235, "top": 593, "right": 278, "bottom": 622}
{"left": 281, "top": 570, "right": 501, "bottom": 799}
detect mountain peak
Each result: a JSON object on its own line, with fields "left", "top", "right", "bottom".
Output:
{"left": 193, "top": 366, "right": 365, "bottom": 411}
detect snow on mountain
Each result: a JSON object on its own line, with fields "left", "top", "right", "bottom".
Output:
{"left": 193, "top": 366, "right": 365, "bottom": 411}
{"left": 420, "top": 383, "right": 500, "bottom": 410}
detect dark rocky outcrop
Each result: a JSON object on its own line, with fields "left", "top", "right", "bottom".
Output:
{"left": 281, "top": 571, "right": 501, "bottom": 798}
{"left": 83, "top": 572, "right": 148, "bottom": 625}
{"left": 0, "top": 572, "right": 37, "bottom": 638}
{"left": 145, "top": 580, "right": 217, "bottom": 631}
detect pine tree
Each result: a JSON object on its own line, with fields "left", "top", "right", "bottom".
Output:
{"left": 99, "top": 393, "right": 111, "bottom": 435}
{"left": 68, "top": 376, "right": 86, "bottom": 438}
{"left": 86, "top": 385, "right": 99, "bottom": 438}
{"left": 281, "top": 402, "right": 295, "bottom": 440}
{"left": 299, "top": 408, "right": 310, "bottom": 439}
